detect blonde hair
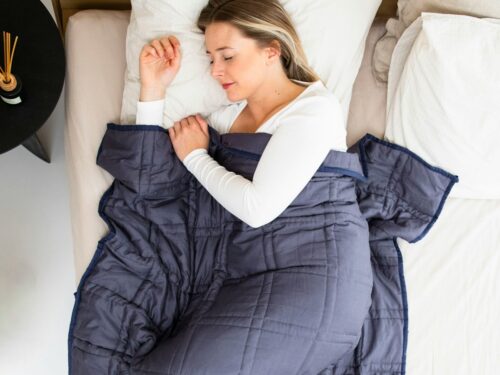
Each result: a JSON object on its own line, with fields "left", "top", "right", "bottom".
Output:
{"left": 197, "top": 0, "right": 322, "bottom": 84}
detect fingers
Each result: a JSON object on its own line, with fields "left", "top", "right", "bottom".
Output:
{"left": 186, "top": 116, "right": 198, "bottom": 127}
{"left": 158, "top": 39, "right": 172, "bottom": 59}
{"left": 163, "top": 36, "right": 180, "bottom": 59}
{"left": 174, "top": 120, "right": 182, "bottom": 132}
{"left": 171, "top": 116, "right": 202, "bottom": 130}
{"left": 181, "top": 118, "right": 191, "bottom": 129}
{"left": 195, "top": 114, "right": 209, "bottom": 135}
{"left": 145, "top": 36, "right": 180, "bottom": 60}
{"left": 186, "top": 115, "right": 208, "bottom": 134}
{"left": 143, "top": 45, "right": 159, "bottom": 58}
{"left": 168, "top": 35, "right": 180, "bottom": 47}
{"left": 168, "top": 120, "right": 178, "bottom": 138}
{"left": 170, "top": 36, "right": 181, "bottom": 58}
{"left": 151, "top": 39, "right": 165, "bottom": 58}
{"left": 177, "top": 116, "right": 197, "bottom": 127}
{"left": 195, "top": 114, "right": 206, "bottom": 125}
{"left": 170, "top": 118, "right": 186, "bottom": 137}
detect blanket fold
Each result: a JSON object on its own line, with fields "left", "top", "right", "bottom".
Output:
{"left": 321, "top": 134, "right": 458, "bottom": 375}
{"left": 69, "top": 124, "right": 457, "bottom": 375}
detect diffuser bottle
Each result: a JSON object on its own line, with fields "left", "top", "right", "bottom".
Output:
{"left": 0, "top": 72, "right": 22, "bottom": 104}
{"left": 0, "top": 30, "right": 22, "bottom": 105}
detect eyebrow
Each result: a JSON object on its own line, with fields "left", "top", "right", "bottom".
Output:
{"left": 205, "top": 47, "right": 234, "bottom": 54}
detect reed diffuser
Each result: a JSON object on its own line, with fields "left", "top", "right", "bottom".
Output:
{"left": 0, "top": 31, "right": 22, "bottom": 105}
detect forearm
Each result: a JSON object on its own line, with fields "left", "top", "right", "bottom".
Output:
{"left": 140, "top": 84, "right": 166, "bottom": 101}
{"left": 182, "top": 149, "right": 265, "bottom": 228}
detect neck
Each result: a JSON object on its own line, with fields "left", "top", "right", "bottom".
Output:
{"left": 245, "top": 72, "right": 306, "bottom": 123}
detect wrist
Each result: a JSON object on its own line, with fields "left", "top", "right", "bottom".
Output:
{"left": 140, "top": 85, "right": 166, "bottom": 101}
{"left": 182, "top": 148, "right": 208, "bottom": 166}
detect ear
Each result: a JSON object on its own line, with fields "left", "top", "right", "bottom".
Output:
{"left": 266, "top": 40, "right": 281, "bottom": 63}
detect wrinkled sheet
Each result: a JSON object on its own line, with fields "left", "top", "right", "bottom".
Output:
{"left": 68, "top": 124, "right": 457, "bottom": 374}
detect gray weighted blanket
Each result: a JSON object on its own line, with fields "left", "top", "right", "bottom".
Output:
{"left": 68, "top": 123, "right": 458, "bottom": 374}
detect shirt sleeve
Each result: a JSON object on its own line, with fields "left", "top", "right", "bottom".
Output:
{"left": 136, "top": 99, "right": 165, "bottom": 126}
{"left": 182, "top": 96, "right": 344, "bottom": 228}
{"left": 136, "top": 99, "right": 235, "bottom": 132}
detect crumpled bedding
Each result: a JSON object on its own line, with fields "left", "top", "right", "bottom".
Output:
{"left": 68, "top": 124, "right": 458, "bottom": 374}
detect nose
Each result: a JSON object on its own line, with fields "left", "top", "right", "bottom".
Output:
{"left": 210, "top": 60, "right": 224, "bottom": 80}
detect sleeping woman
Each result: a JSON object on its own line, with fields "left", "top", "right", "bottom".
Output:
{"left": 71, "top": 3, "right": 402, "bottom": 372}
{"left": 136, "top": 0, "right": 348, "bottom": 228}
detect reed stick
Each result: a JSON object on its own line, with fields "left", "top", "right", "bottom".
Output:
{"left": 6, "top": 32, "right": 9, "bottom": 78}
{"left": 2, "top": 32, "right": 5, "bottom": 79}
{"left": 10, "top": 34, "right": 18, "bottom": 78}
{"left": 1, "top": 31, "right": 19, "bottom": 84}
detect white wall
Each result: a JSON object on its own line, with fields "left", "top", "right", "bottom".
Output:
{"left": 0, "top": 1, "right": 76, "bottom": 374}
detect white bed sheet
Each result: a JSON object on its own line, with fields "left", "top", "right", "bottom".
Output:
{"left": 398, "top": 198, "right": 500, "bottom": 374}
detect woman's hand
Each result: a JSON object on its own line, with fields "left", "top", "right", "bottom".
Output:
{"left": 168, "top": 114, "right": 210, "bottom": 162}
{"left": 139, "top": 35, "right": 182, "bottom": 101}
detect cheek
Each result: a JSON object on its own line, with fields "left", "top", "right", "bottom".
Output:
{"left": 235, "top": 56, "right": 265, "bottom": 82}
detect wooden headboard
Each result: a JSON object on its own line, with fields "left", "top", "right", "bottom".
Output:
{"left": 52, "top": 0, "right": 398, "bottom": 37}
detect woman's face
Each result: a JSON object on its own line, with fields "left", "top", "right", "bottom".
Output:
{"left": 205, "top": 22, "right": 276, "bottom": 101}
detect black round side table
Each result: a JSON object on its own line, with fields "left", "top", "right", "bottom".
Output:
{"left": 0, "top": 0, "right": 65, "bottom": 163}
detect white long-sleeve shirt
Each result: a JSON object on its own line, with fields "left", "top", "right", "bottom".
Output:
{"left": 135, "top": 80, "right": 347, "bottom": 228}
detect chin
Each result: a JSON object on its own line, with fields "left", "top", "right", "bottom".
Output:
{"left": 226, "top": 92, "right": 240, "bottom": 103}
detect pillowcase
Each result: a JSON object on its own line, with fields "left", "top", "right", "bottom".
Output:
{"left": 346, "top": 18, "right": 388, "bottom": 147}
{"left": 120, "top": 0, "right": 382, "bottom": 129}
{"left": 384, "top": 12, "right": 500, "bottom": 199}
{"left": 372, "top": 0, "right": 500, "bottom": 83}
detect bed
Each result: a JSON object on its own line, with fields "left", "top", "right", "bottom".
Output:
{"left": 59, "top": 0, "right": 500, "bottom": 373}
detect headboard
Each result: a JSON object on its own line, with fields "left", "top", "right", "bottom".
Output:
{"left": 52, "top": 0, "right": 398, "bottom": 37}
{"left": 52, "top": 0, "right": 132, "bottom": 35}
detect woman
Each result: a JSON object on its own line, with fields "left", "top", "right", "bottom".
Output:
{"left": 136, "top": 0, "right": 348, "bottom": 228}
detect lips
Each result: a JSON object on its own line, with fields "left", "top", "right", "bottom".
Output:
{"left": 222, "top": 82, "right": 234, "bottom": 89}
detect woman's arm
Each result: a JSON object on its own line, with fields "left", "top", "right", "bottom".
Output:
{"left": 182, "top": 96, "right": 346, "bottom": 228}
{"left": 134, "top": 34, "right": 181, "bottom": 126}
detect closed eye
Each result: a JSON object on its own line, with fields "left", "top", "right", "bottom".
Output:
{"left": 209, "top": 57, "right": 233, "bottom": 65}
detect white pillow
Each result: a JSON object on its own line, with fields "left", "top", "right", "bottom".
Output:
{"left": 120, "top": 0, "right": 382, "bottom": 129}
{"left": 372, "top": 0, "right": 500, "bottom": 83}
{"left": 384, "top": 12, "right": 500, "bottom": 199}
